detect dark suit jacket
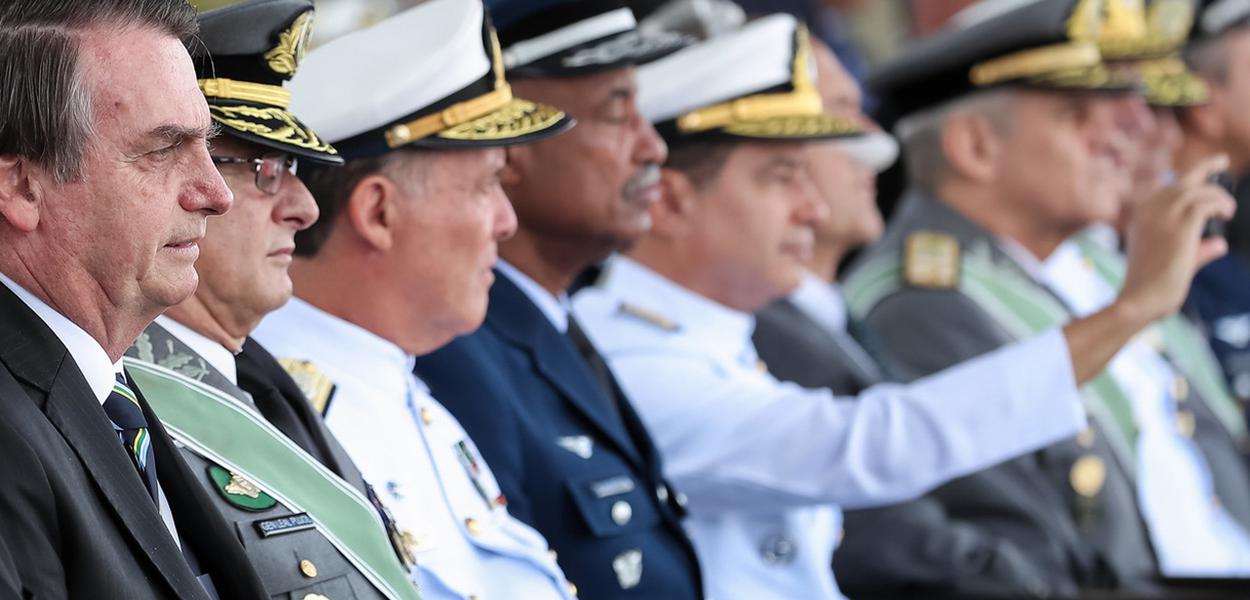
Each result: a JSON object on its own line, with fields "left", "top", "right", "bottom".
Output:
{"left": 842, "top": 193, "right": 1162, "bottom": 598}
{"left": 414, "top": 271, "right": 703, "bottom": 599}
{"left": 0, "top": 284, "right": 266, "bottom": 599}
{"left": 127, "top": 325, "right": 393, "bottom": 599}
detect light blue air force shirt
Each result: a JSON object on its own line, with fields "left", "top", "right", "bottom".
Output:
{"left": 571, "top": 255, "right": 1088, "bottom": 600}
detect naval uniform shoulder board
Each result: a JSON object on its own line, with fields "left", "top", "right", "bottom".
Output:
{"left": 903, "top": 231, "right": 960, "bottom": 290}
{"left": 277, "top": 357, "right": 337, "bottom": 416}
{"left": 618, "top": 302, "right": 681, "bottom": 333}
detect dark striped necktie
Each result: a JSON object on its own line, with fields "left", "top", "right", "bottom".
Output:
{"left": 103, "top": 372, "right": 158, "bottom": 502}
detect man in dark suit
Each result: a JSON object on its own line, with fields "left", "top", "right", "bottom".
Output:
{"left": 413, "top": 1, "right": 704, "bottom": 597}
{"left": 0, "top": 1, "right": 268, "bottom": 598}
{"left": 121, "top": 2, "right": 420, "bottom": 599}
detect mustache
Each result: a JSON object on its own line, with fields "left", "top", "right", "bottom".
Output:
{"left": 623, "top": 163, "right": 662, "bottom": 198}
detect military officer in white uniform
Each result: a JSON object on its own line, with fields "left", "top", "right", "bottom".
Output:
{"left": 253, "top": 1, "right": 579, "bottom": 598}
{"left": 570, "top": 9, "right": 1236, "bottom": 600}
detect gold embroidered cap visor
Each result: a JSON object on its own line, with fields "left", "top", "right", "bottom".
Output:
{"left": 205, "top": 97, "right": 343, "bottom": 166}
{"left": 1138, "top": 57, "right": 1210, "bottom": 107}
{"left": 382, "top": 95, "right": 574, "bottom": 150}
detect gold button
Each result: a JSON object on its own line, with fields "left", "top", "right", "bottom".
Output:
{"left": 299, "top": 559, "right": 318, "bottom": 578}
{"left": 755, "top": 359, "right": 769, "bottom": 374}
{"left": 567, "top": 582, "right": 579, "bottom": 597}
{"left": 1070, "top": 455, "right": 1106, "bottom": 498}
{"left": 465, "top": 517, "right": 481, "bottom": 536}
{"left": 1172, "top": 377, "right": 1190, "bottom": 403}
{"left": 1176, "top": 411, "right": 1197, "bottom": 438}
{"left": 548, "top": 549, "right": 558, "bottom": 561}
{"left": 420, "top": 407, "right": 432, "bottom": 425}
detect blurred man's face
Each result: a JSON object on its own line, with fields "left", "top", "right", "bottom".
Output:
{"left": 992, "top": 91, "right": 1128, "bottom": 232}
{"left": 504, "top": 68, "right": 667, "bottom": 259}
{"left": 1120, "top": 106, "right": 1181, "bottom": 228}
{"left": 808, "top": 39, "right": 882, "bottom": 251}
{"left": 1204, "top": 29, "right": 1250, "bottom": 173}
{"left": 681, "top": 142, "right": 825, "bottom": 311}
{"left": 199, "top": 136, "right": 318, "bottom": 330}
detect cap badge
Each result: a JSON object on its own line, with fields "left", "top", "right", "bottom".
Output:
{"left": 265, "top": 11, "right": 313, "bottom": 76}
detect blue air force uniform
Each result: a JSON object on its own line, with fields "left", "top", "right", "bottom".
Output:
{"left": 415, "top": 264, "right": 703, "bottom": 599}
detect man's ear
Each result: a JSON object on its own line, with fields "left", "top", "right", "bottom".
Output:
{"left": 344, "top": 173, "right": 403, "bottom": 252}
{"left": 942, "top": 113, "right": 1000, "bottom": 184}
{"left": 0, "top": 156, "right": 41, "bottom": 232}
{"left": 650, "top": 167, "right": 698, "bottom": 239}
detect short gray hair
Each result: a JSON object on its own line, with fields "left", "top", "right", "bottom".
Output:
{"left": 0, "top": 0, "right": 198, "bottom": 182}
{"left": 296, "top": 150, "right": 432, "bottom": 258}
{"left": 894, "top": 89, "right": 1015, "bottom": 193}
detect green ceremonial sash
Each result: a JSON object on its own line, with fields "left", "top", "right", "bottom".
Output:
{"left": 1073, "top": 236, "right": 1247, "bottom": 440}
{"left": 846, "top": 248, "right": 1139, "bottom": 476}
{"left": 123, "top": 358, "right": 421, "bottom": 600}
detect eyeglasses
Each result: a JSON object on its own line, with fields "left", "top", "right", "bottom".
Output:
{"left": 211, "top": 153, "right": 298, "bottom": 195}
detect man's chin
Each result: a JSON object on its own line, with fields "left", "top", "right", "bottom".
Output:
{"left": 146, "top": 270, "right": 200, "bottom": 310}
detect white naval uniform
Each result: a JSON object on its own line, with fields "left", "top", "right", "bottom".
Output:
{"left": 254, "top": 297, "right": 574, "bottom": 600}
{"left": 1043, "top": 240, "right": 1250, "bottom": 576}
{"left": 571, "top": 256, "right": 1088, "bottom": 600}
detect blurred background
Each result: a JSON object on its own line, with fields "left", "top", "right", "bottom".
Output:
{"left": 188, "top": 0, "right": 978, "bottom": 75}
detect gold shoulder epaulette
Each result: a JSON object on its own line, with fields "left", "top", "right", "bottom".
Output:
{"left": 903, "top": 230, "right": 960, "bottom": 289}
{"left": 277, "top": 357, "right": 336, "bottom": 416}
{"left": 618, "top": 302, "right": 681, "bottom": 333}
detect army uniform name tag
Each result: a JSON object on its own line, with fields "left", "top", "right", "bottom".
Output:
{"left": 254, "top": 513, "right": 316, "bottom": 538}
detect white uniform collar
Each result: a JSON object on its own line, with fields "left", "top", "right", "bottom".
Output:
{"left": 154, "top": 315, "right": 238, "bottom": 385}
{"left": 995, "top": 235, "right": 1048, "bottom": 283}
{"left": 496, "top": 259, "right": 572, "bottom": 334}
{"left": 0, "top": 273, "right": 120, "bottom": 405}
{"left": 600, "top": 255, "right": 755, "bottom": 362}
{"left": 787, "top": 272, "right": 847, "bottom": 337}
{"left": 1041, "top": 239, "right": 1115, "bottom": 317}
{"left": 254, "top": 296, "right": 419, "bottom": 391}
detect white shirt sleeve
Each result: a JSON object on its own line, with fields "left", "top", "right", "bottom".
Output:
{"left": 607, "top": 327, "right": 1086, "bottom": 514}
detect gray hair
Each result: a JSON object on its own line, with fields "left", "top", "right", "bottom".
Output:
{"left": 0, "top": 0, "right": 198, "bottom": 182}
{"left": 296, "top": 150, "right": 433, "bottom": 258}
{"left": 894, "top": 88, "right": 1016, "bottom": 193}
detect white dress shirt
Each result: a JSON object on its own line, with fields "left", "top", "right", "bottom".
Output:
{"left": 1043, "top": 241, "right": 1250, "bottom": 576}
{"left": 571, "top": 255, "right": 1087, "bottom": 600}
{"left": 496, "top": 260, "right": 572, "bottom": 333}
{"left": 0, "top": 273, "right": 183, "bottom": 545}
{"left": 255, "top": 297, "right": 573, "bottom": 600}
